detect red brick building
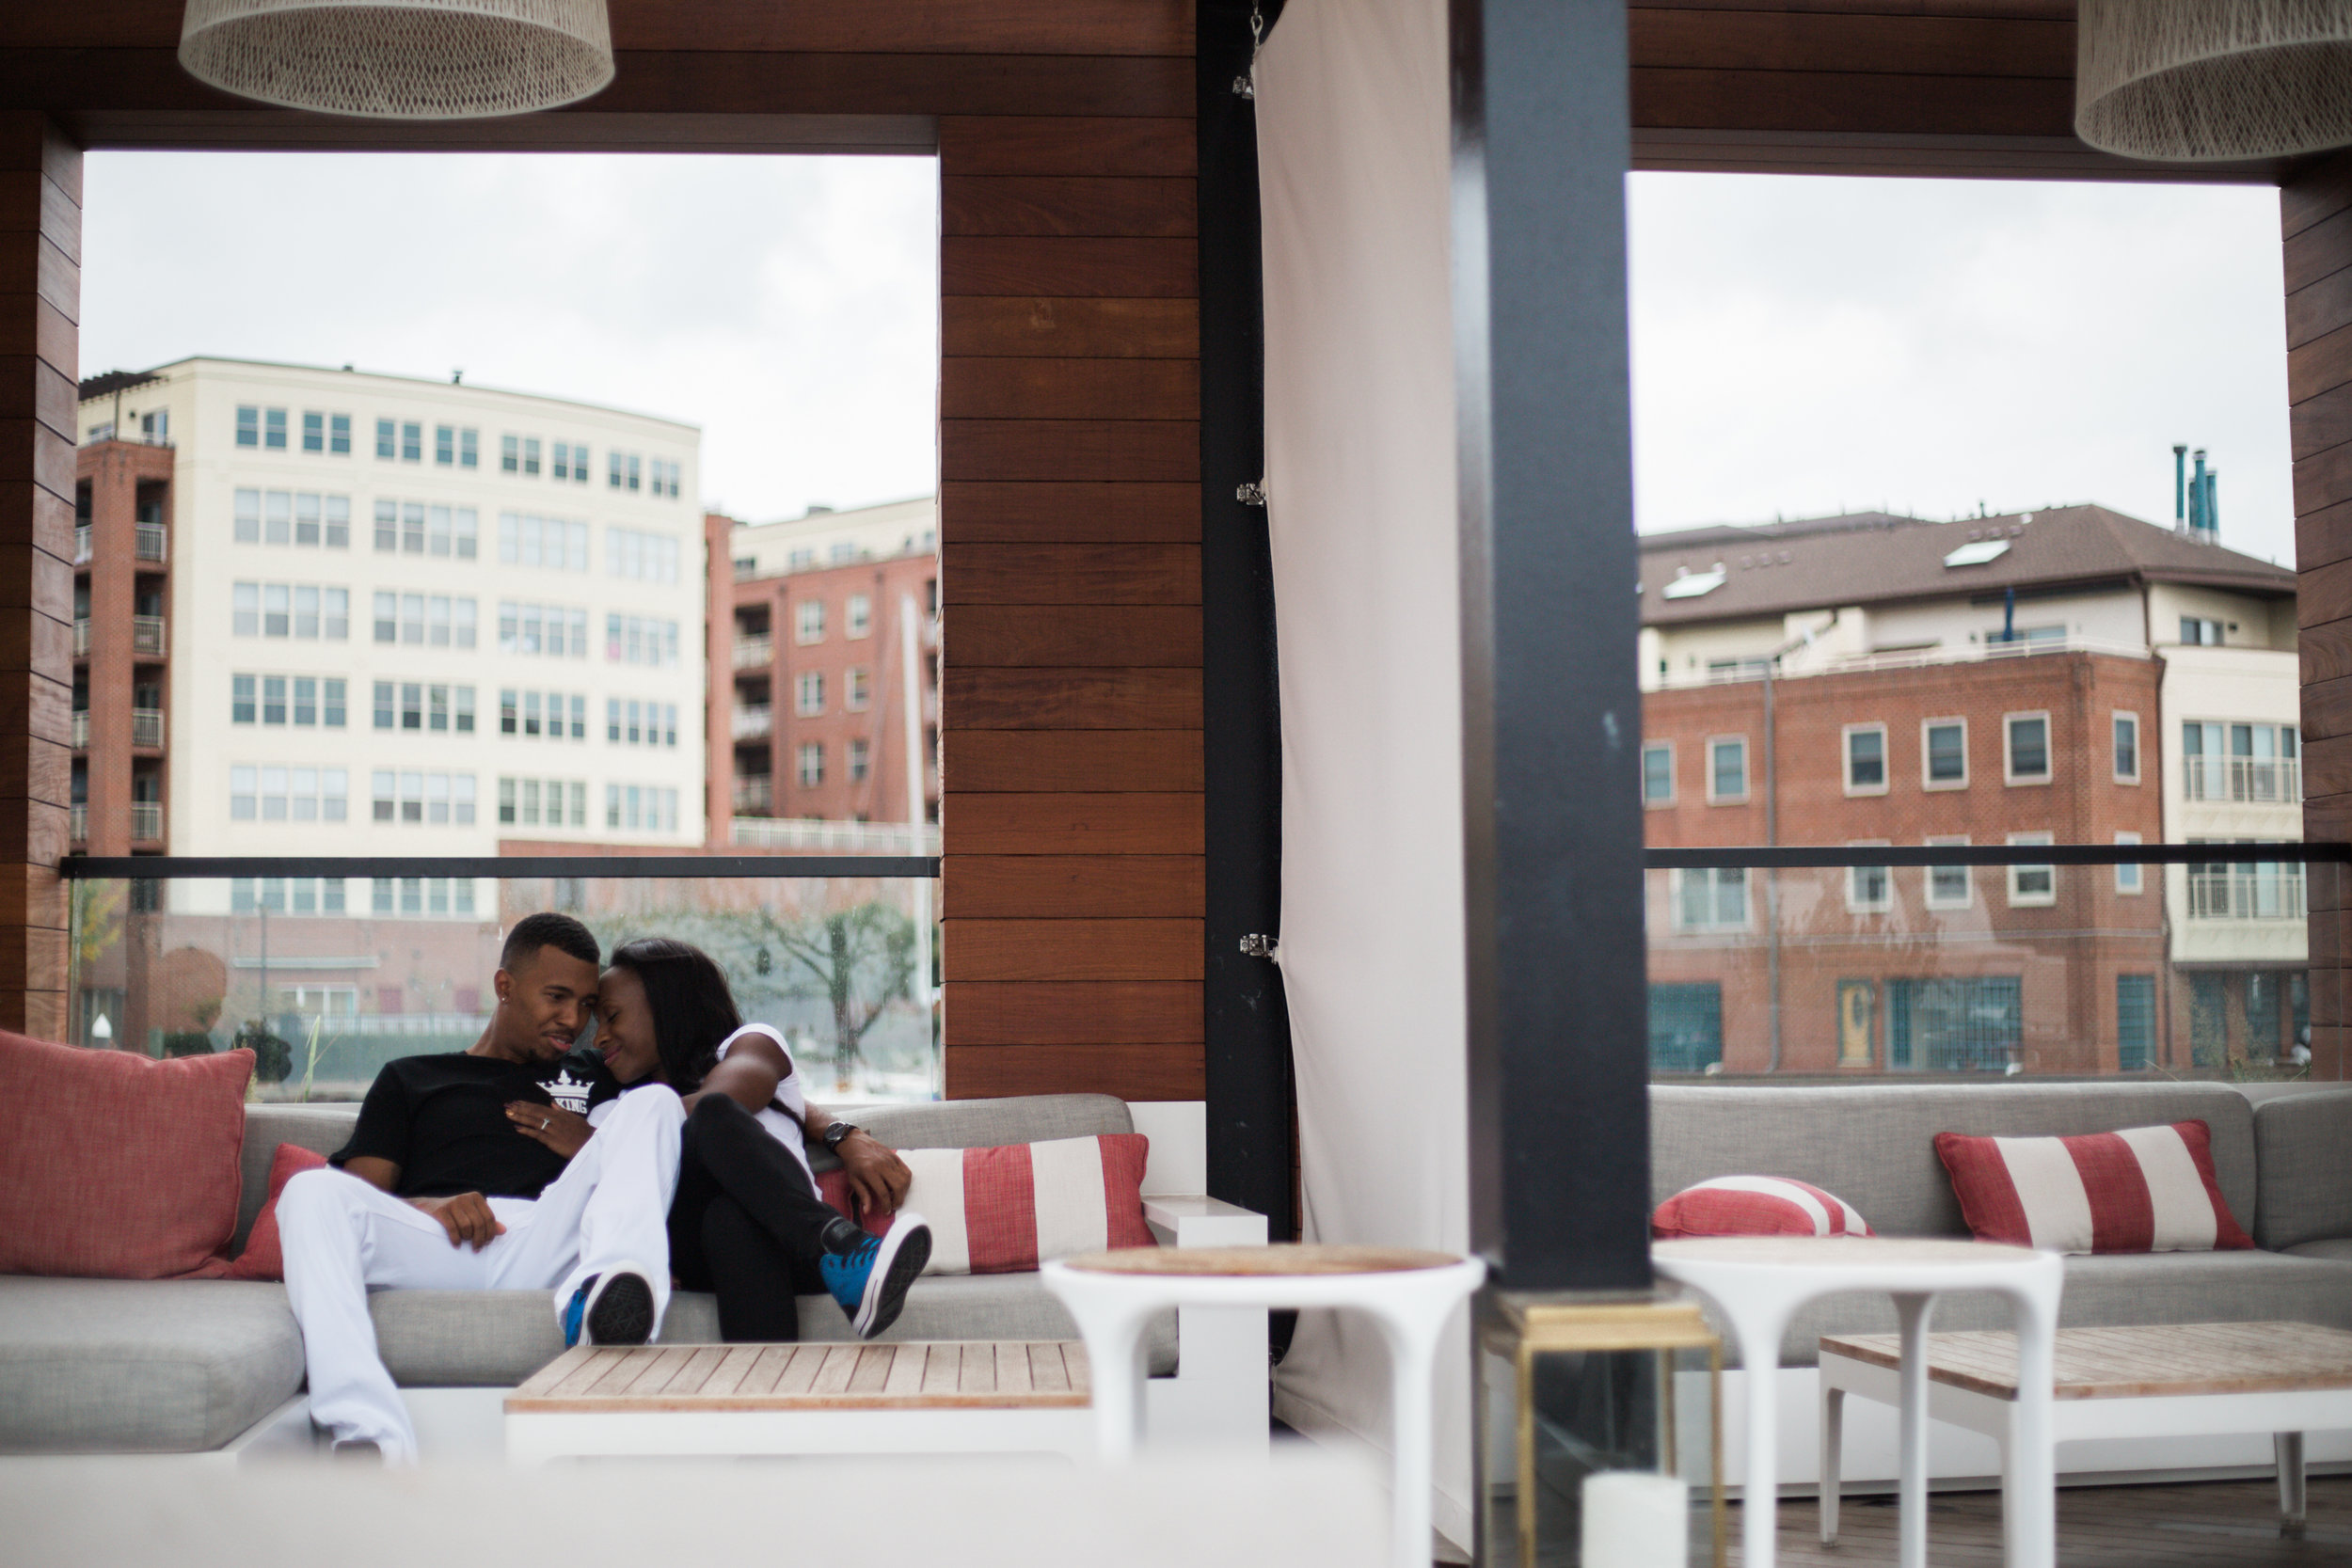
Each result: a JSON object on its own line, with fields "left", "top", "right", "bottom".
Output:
{"left": 704, "top": 510, "right": 939, "bottom": 844}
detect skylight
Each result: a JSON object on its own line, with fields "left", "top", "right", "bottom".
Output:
{"left": 1943, "top": 539, "right": 2011, "bottom": 568}
{"left": 1661, "top": 569, "right": 1726, "bottom": 600}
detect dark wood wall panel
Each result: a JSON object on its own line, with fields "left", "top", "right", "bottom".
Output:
{"left": 0, "top": 113, "right": 72, "bottom": 1037}
{"left": 2293, "top": 148, "right": 2352, "bottom": 1081}
{"left": 938, "top": 104, "right": 1203, "bottom": 1103}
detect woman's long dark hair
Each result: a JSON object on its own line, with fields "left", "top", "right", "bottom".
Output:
{"left": 604, "top": 937, "right": 742, "bottom": 1094}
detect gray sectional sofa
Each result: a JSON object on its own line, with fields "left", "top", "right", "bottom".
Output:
{"left": 1651, "top": 1080, "right": 2352, "bottom": 1367}
{"left": 0, "top": 1093, "right": 1172, "bottom": 1454}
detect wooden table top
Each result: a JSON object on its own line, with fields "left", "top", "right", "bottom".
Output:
{"left": 1062, "top": 1243, "right": 1465, "bottom": 1276}
{"left": 506, "top": 1340, "right": 1090, "bottom": 1415}
{"left": 1820, "top": 1323, "right": 2352, "bottom": 1402}
{"left": 1655, "top": 1236, "right": 2043, "bottom": 1269}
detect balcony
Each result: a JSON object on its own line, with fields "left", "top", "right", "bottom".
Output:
{"left": 132, "top": 707, "right": 164, "bottom": 749}
{"left": 70, "top": 710, "right": 86, "bottom": 750}
{"left": 68, "top": 803, "right": 84, "bottom": 842}
{"left": 733, "top": 776, "right": 774, "bottom": 814}
{"left": 133, "top": 615, "right": 165, "bottom": 657}
{"left": 72, "top": 618, "right": 88, "bottom": 657}
{"left": 2186, "top": 868, "right": 2307, "bottom": 922}
{"left": 733, "top": 704, "right": 773, "bottom": 740}
{"left": 129, "top": 802, "right": 163, "bottom": 843}
{"left": 734, "top": 633, "right": 773, "bottom": 669}
{"left": 2183, "top": 756, "right": 2301, "bottom": 806}
{"left": 732, "top": 816, "right": 942, "bottom": 855}
{"left": 72, "top": 527, "right": 90, "bottom": 565}
{"left": 135, "top": 523, "right": 167, "bottom": 562}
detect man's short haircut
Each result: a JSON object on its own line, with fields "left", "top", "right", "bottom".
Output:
{"left": 501, "top": 911, "right": 599, "bottom": 974}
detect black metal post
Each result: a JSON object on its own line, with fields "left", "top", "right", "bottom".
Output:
{"left": 1199, "top": 0, "right": 1296, "bottom": 1237}
{"left": 1453, "top": 0, "right": 1650, "bottom": 1291}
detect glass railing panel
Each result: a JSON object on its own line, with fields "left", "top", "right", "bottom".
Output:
{"left": 66, "top": 871, "right": 943, "bottom": 1102}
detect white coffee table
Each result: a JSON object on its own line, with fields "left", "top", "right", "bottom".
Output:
{"left": 504, "top": 1340, "right": 1093, "bottom": 1464}
{"left": 1654, "top": 1235, "right": 2062, "bottom": 1568}
{"left": 1820, "top": 1321, "right": 2352, "bottom": 1536}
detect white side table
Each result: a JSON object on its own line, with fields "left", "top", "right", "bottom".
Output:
{"left": 1043, "top": 1243, "right": 1486, "bottom": 1568}
{"left": 1653, "top": 1235, "right": 2062, "bottom": 1568}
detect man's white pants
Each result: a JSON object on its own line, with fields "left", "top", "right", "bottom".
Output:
{"left": 278, "top": 1085, "right": 685, "bottom": 1462}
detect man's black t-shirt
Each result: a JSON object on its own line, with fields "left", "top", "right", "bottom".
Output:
{"left": 330, "top": 1047, "right": 620, "bottom": 1199}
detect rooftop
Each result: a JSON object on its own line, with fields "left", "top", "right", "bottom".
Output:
{"left": 75, "top": 357, "right": 701, "bottom": 435}
{"left": 1638, "top": 504, "right": 2296, "bottom": 627}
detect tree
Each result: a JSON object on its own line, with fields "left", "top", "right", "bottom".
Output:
{"left": 768, "top": 905, "right": 917, "bottom": 1092}
{"left": 70, "top": 878, "right": 122, "bottom": 984}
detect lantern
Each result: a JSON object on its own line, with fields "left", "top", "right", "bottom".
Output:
{"left": 179, "top": 0, "right": 615, "bottom": 120}
{"left": 2076, "top": 0, "right": 2352, "bottom": 162}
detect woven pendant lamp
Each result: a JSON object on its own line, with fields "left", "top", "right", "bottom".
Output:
{"left": 2076, "top": 0, "right": 2352, "bottom": 162}
{"left": 179, "top": 0, "right": 615, "bottom": 119}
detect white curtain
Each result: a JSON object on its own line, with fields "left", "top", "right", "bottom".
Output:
{"left": 1256, "top": 0, "right": 1472, "bottom": 1546}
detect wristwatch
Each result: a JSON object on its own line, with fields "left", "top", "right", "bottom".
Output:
{"left": 822, "top": 1120, "right": 862, "bottom": 1151}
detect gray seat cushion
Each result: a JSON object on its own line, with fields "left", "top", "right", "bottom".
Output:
{"left": 1697, "top": 1247, "right": 2352, "bottom": 1369}
{"left": 2285, "top": 1239, "right": 2352, "bottom": 1263}
{"left": 373, "top": 1275, "right": 1175, "bottom": 1386}
{"left": 1651, "top": 1083, "right": 2260, "bottom": 1240}
{"left": 2252, "top": 1090, "right": 2352, "bottom": 1251}
{"left": 236, "top": 1104, "right": 365, "bottom": 1252}
{"left": 0, "top": 1277, "right": 304, "bottom": 1452}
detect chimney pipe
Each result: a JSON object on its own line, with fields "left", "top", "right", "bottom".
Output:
{"left": 2189, "top": 449, "right": 2209, "bottom": 537}
{"left": 2202, "top": 467, "right": 2219, "bottom": 541}
{"left": 2172, "top": 443, "right": 2187, "bottom": 531}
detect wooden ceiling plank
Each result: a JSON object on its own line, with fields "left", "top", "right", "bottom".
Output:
{"left": 943, "top": 730, "right": 1205, "bottom": 792}
{"left": 948, "top": 604, "right": 1203, "bottom": 669}
{"left": 944, "top": 176, "right": 1197, "bottom": 239}
{"left": 1631, "top": 10, "right": 2073, "bottom": 79}
{"left": 940, "top": 118, "right": 1196, "bottom": 177}
{"left": 944, "top": 298, "right": 1199, "bottom": 360}
{"left": 941, "top": 356, "right": 1199, "bottom": 420}
{"left": 941, "top": 481, "right": 1201, "bottom": 543}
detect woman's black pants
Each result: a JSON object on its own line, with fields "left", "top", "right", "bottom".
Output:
{"left": 667, "top": 1094, "right": 841, "bottom": 1341}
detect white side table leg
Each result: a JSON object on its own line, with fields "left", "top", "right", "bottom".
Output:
{"left": 1375, "top": 1303, "right": 1447, "bottom": 1568}
{"left": 1725, "top": 1301, "right": 1791, "bottom": 1568}
{"left": 1892, "top": 1291, "right": 1935, "bottom": 1568}
{"left": 1820, "top": 1382, "right": 1845, "bottom": 1544}
{"left": 2277, "top": 1432, "right": 2307, "bottom": 1524}
{"left": 2005, "top": 1273, "right": 2060, "bottom": 1568}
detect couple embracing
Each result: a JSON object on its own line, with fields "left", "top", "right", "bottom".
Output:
{"left": 278, "top": 912, "right": 933, "bottom": 1463}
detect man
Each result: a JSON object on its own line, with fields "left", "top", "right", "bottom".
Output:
{"left": 278, "top": 913, "right": 681, "bottom": 1463}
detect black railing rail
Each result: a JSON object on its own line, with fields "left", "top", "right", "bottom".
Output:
{"left": 57, "top": 855, "right": 940, "bottom": 879}
{"left": 1647, "top": 843, "right": 2351, "bottom": 870}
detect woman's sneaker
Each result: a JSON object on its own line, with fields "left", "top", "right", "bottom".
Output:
{"left": 562, "top": 1267, "right": 656, "bottom": 1348}
{"left": 819, "top": 1213, "right": 932, "bottom": 1338}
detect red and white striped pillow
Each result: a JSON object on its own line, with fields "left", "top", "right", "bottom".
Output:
{"left": 1652, "top": 1177, "right": 1875, "bottom": 1240}
{"left": 1933, "top": 1119, "right": 2253, "bottom": 1255}
{"left": 818, "top": 1132, "right": 1155, "bottom": 1275}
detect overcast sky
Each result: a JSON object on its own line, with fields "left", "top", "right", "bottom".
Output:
{"left": 82, "top": 154, "right": 2294, "bottom": 563}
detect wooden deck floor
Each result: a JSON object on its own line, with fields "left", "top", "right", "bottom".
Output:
{"left": 1760, "top": 1477, "right": 2352, "bottom": 1566}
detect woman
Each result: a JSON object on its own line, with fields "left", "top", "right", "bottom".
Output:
{"left": 509, "top": 937, "right": 930, "bottom": 1342}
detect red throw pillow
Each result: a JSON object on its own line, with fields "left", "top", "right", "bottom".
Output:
{"left": 1934, "top": 1119, "right": 2254, "bottom": 1254}
{"left": 817, "top": 1132, "right": 1155, "bottom": 1275}
{"left": 1652, "top": 1177, "right": 1874, "bottom": 1240}
{"left": 0, "top": 1032, "right": 253, "bottom": 1278}
{"left": 225, "top": 1142, "right": 332, "bottom": 1281}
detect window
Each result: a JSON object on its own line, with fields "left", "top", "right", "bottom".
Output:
{"left": 326, "top": 413, "right": 350, "bottom": 455}
{"left": 232, "top": 878, "right": 348, "bottom": 917}
{"left": 372, "top": 771, "right": 471, "bottom": 826}
{"left": 551, "top": 441, "right": 580, "bottom": 482}
{"left": 849, "top": 737, "right": 871, "bottom": 783}
{"left": 262, "top": 675, "right": 287, "bottom": 725}
{"left": 230, "top": 766, "right": 347, "bottom": 824}
{"left": 303, "top": 411, "right": 325, "bottom": 452}
{"left": 263, "top": 408, "right": 286, "bottom": 450}
{"left": 501, "top": 602, "right": 589, "bottom": 658}
{"left": 2114, "top": 831, "right": 2143, "bottom": 894}
{"left": 505, "top": 691, "right": 583, "bottom": 739}
{"left": 231, "top": 674, "right": 255, "bottom": 724}
{"left": 797, "top": 742, "right": 825, "bottom": 787}
{"left": 1843, "top": 724, "right": 1887, "bottom": 795}
{"left": 2112, "top": 712, "right": 2139, "bottom": 783}
{"left": 1924, "top": 835, "right": 1971, "bottom": 910}
{"left": 236, "top": 405, "right": 259, "bottom": 448}
{"left": 1641, "top": 742, "right": 1674, "bottom": 805}
{"left": 609, "top": 451, "right": 625, "bottom": 489}
{"left": 2117, "top": 975, "right": 2157, "bottom": 1072}
{"left": 2004, "top": 712, "right": 2050, "bottom": 784}
{"left": 233, "top": 582, "right": 345, "bottom": 641}
{"left": 607, "top": 527, "right": 681, "bottom": 583}
{"left": 848, "top": 594, "right": 872, "bottom": 637}
{"left": 847, "top": 668, "right": 872, "bottom": 711}
{"left": 500, "top": 513, "right": 589, "bottom": 570}
{"left": 648, "top": 458, "right": 682, "bottom": 498}
{"left": 1888, "top": 977, "right": 2022, "bottom": 1072}
{"left": 496, "top": 776, "right": 581, "bottom": 828}
{"left": 2180, "top": 615, "right": 2224, "bottom": 645}
{"left": 604, "top": 613, "right": 679, "bottom": 666}
{"left": 1707, "top": 736, "right": 1747, "bottom": 803}
{"left": 501, "top": 434, "right": 519, "bottom": 473}
{"left": 373, "top": 682, "right": 394, "bottom": 730}
{"left": 263, "top": 490, "right": 291, "bottom": 544}
{"left": 436, "top": 424, "right": 455, "bottom": 466}
{"left": 1674, "top": 866, "right": 1748, "bottom": 931}
{"left": 796, "top": 671, "right": 825, "bottom": 716}
{"left": 401, "top": 421, "right": 421, "bottom": 463}
{"left": 796, "top": 600, "right": 825, "bottom": 643}
{"left": 603, "top": 783, "right": 678, "bottom": 832}
{"left": 1922, "top": 719, "right": 1966, "bottom": 788}
{"left": 2183, "top": 720, "right": 2299, "bottom": 802}
{"left": 830, "top": 542, "right": 857, "bottom": 564}
{"left": 2008, "top": 830, "right": 2056, "bottom": 906}
{"left": 1847, "top": 842, "right": 1891, "bottom": 912}
{"left": 234, "top": 489, "right": 259, "bottom": 542}
{"left": 460, "top": 428, "right": 479, "bottom": 468}
{"left": 1648, "top": 982, "right": 1723, "bottom": 1073}
{"left": 374, "top": 418, "right": 395, "bottom": 459}
{"left": 628, "top": 453, "right": 642, "bottom": 493}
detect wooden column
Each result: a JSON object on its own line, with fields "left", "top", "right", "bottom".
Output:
{"left": 937, "top": 114, "right": 1206, "bottom": 1102}
{"left": 0, "top": 113, "right": 75, "bottom": 1039}
{"left": 2293, "top": 148, "right": 2352, "bottom": 1083}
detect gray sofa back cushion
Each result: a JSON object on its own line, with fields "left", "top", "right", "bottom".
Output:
{"left": 233, "top": 1093, "right": 1136, "bottom": 1248}
{"left": 1651, "top": 1083, "right": 2259, "bottom": 1239}
{"left": 2253, "top": 1089, "right": 2352, "bottom": 1251}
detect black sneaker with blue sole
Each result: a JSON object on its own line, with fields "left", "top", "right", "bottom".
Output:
{"left": 820, "top": 1212, "right": 932, "bottom": 1338}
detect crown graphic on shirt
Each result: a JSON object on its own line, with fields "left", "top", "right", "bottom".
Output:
{"left": 546, "top": 1069, "right": 594, "bottom": 1115}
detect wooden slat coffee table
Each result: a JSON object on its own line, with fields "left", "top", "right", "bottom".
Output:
{"left": 1820, "top": 1322, "right": 2352, "bottom": 1544}
{"left": 505, "top": 1340, "right": 1093, "bottom": 1464}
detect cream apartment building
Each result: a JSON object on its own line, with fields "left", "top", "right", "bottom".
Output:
{"left": 76, "top": 359, "right": 706, "bottom": 915}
